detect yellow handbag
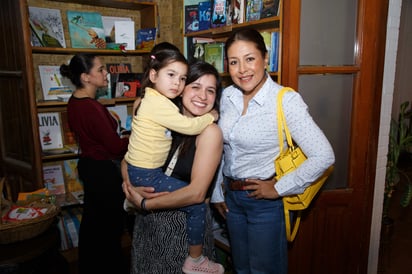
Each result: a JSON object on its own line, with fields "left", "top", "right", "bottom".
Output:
{"left": 275, "top": 87, "right": 333, "bottom": 242}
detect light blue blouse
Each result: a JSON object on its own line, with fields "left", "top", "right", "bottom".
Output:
{"left": 211, "top": 76, "right": 335, "bottom": 202}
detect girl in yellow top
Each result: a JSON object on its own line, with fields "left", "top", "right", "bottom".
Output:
{"left": 124, "top": 49, "right": 223, "bottom": 274}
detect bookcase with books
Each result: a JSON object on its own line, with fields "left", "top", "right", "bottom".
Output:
{"left": 183, "top": 0, "right": 282, "bottom": 87}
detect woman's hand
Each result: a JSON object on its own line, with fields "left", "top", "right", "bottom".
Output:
{"left": 243, "top": 178, "right": 280, "bottom": 200}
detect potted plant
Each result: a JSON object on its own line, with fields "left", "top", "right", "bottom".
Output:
{"left": 383, "top": 101, "right": 412, "bottom": 221}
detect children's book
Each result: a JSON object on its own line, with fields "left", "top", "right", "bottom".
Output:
{"left": 198, "top": 1, "right": 211, "bottom": 31}
{"left": 246, "top": 0, "right": 262, "bottom": 22}
{"left": 107, "top": 105, "right": 130, "bottom": 133}
{"left": 260, "top": 31, "right": 272, "bottom": 71}
{"left": 260, "top": 0, "right": 280, "bottom": 19}
{"left": 63, "top": 159, "right": 83, "bottom": 193}
{"left": 101, "top": 16, "right": 132, "bottom": 43}
{"left": 38, "top": 65, "right": 75, "bottom": 100}
{"left": 115, "top": 20, "right": 135, "bottom": 50}
{"left": 106, "top": 63, "right": 132, "bottom": 97}
{"left": 211, "top": 0, "right": 227, "bottom": 28}
{"left": 136, "top": 28, "right": 157, "bottom": 51}
{"left": 231, "top": 0, "right": 245, "bottom": 24}
{"left": 38, "top": 112, "right": 64, "bottom": 150}
{"left": 185, "top": 5, "right": 200, "bottom": 33}
{"left": 28, "top": 6, "right": 66, "bottom": 48}
{"left": 66, "top": 10, "right": 105, "bottom": 48}
{"left": 114, "top": 73, "right": 143, "bottom": 98}
{"left": 204, "top": 43, "right": 225, "bottom": 73}
{"left": 270, "top": 31, "right": 279, "bottom": 72}
{"left": 43, "top": 164, "right": 66, "bottom": 195}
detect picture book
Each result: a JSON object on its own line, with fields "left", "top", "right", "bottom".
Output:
{"left": 63, "top": 159, "right": 83, "bottom": 193}
{"left": 231, "top": 0, "right": 245, "bottom": 24}
{"left": 211, "top": 0, "right": 227, "bottom": 28}
{"left": 66, "top": 10, "right": 106, "bottom": 48}
{"left": 260, "top": 0, "right": 280, "bottom": 19}
{"left": 114, "top": 73, "right": 143, "bottom": 98}
{"left": 204, "top": 42, "right": 225, "bottom": 73}
{"left": 101, "top": 16, "right": 131, "bottom": 43}
{"left": 38, "top": 112, "right": 64, "bottom": 150}
{"left": 115, "top": 20, "right": 135, "bottom": 50}
{"left": 38, "top": 65, "right": 75, "bottom": 100}
{"left": 185, "top": 5, "right": 200, "bottom": 33}
{"left": 198, "top": 1, "right": 211, "bottom": 31}
{"left": 246, "top": 0, "right": 262, "bottom": 22}
{"left": 136, "top": 28, "right": 157, "bottom": 51}
{"left": 107, "top": 105, "right": 130, "bottom": 133}
{"left": 260, "top": 31, "right": 272, "bottom": 71}
{"left": 106, "top": 63, "right": 132, "bottom": 97}
{"left": 43, "top": 164, "right": 66, "bottom": 195}
{"left": 28, "top": 6, "right": 66, "bottom": 48}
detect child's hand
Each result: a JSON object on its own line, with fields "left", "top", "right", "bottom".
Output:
{"left": 210, "top": 109, "right": 219, "bottom": 122}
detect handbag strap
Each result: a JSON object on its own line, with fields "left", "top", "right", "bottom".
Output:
{"left": 164, "top": 144, "right": 181, "bottom": 176}
{"left": 277, "top": 87, "right": 296, "bottom": 152}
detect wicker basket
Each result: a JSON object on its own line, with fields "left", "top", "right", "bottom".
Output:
{"left": 0, "top": 177, "right": 60, "bottom": 244}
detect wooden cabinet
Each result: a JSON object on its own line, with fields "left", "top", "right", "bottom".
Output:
{"left": 182, "top": 0, "right": 283, "bottom": 86}
{"left": 0, "top": 0, "right": 157, "bottom": 198}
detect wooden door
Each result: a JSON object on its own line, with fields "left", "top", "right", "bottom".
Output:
{"left": 282, "top": 0, "right": 389, "bottom": 273}
{"left": 0, "top": 0, "right": 43, "bottom": 195}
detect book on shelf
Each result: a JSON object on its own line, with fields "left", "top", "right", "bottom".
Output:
{"left": 107, "top": 105, "right": 130, "bottom": 133}
{"left": 106, "top": 63, "right": 132, "bottom": 98}
{"left": 71, "top": 190, "right": 85, "bottom": 204}
{"left": 186, "top": 37, "right": 215, "bottom": 63}
{"left": 66, "top": 10, "right": 106, "bottom": 49}
{"left": 185, "top": 4, "right": 200, "bottom": 33}
{"left": 211, "top": 0, "right": 227, "bottom": 28}
{"left": 38, "top": 112, "right": 64, "bottom": 151}
{"left": 38, "top": 65, "right": 75, "bottom": 101}
{"left": 270, "top": 31, "right": 279, "bottom": 72}
{"left": 114, "top": 20, "right": 135, "bottom": 50}
{"left": 204, "top": 42, "right": 225, "bottom": 73}
{"left": 28, "top": 6, "right": 66, "bottom": 48}
{"left": 260, "top": 31, "right": 272, "bottom": 71}
{"left": 114, "top": 73, "right": 143, "bottom": 98}
{"left": 63, "top": 159, "right": 83, "bottom": 193}
{"left": 43, "top": 164, "right": 66, "bottom": 195}
{"left": 101, "top": 15, "right": 132, "bottom": 43}
{"left": 246, "top": 0, "right": 263, "bottom": 22}
{"left": 231, "top": 0, "right": 245, "bottom": 24}
{"left": 260, "top": 0, "right": 280, "bottom": 19}
{"left": 136, "top": 28, "right": 157, "bottom": 51}
{"left": 198, "top": 1, "right": 212, "bottom": 31}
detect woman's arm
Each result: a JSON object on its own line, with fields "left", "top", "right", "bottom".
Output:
{"left": 124, "top": 123, "right": 223, "bottom": 210}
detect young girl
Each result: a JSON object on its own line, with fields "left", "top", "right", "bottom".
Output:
{"left": 124, "top": 49, "right": 223, "bottom": 274}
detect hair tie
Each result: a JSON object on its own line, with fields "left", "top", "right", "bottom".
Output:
{"left": 150, "top": 55, "right": 156, "bottom": 60}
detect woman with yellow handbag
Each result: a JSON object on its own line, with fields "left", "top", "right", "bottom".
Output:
{"left": 211, "top": 29, "right": 335, "bottom": 274}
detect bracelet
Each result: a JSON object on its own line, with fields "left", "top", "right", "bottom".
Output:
{"left": 141, "top": 198, "right": 147, "bottom": 211}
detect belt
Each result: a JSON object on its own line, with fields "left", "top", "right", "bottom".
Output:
{"left": 227, "top": 178, "right": 256, "bottom": 191}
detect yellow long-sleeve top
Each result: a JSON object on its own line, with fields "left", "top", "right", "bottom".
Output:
{"left": 125, "top": 87, "right": 214, "bottom": 168}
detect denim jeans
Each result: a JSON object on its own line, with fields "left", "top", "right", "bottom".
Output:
{"left": 127, "top": 164, "right": 206, "bottom": 245}
{"left": 225, "top": 180, "right": 288, "bottom": 274}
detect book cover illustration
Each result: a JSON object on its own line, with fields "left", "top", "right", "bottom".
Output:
{"left": 270, "top": 31, "right": 279, "bottom": 72}
{"left": 198, "top": 1, "right": 211, "bottom": 31}
{"left": 114, "top": 20, "right": 135, "bottom": 50}
{"left": 204, "top": 43, "right": 225, "bottom": 73}
{"left": 66, "top": 10, "right": 106, "bottom": 48}
{"left": 43, "top": 164, "right": 66, "bottom": 195}
{"left": 107, "top": 105, "right": 130, "bottom": 133}
{"left": 101, "top": 16, "right": 131, "bottom": 43}
{"left": 115, "top": 73, "right": 143, "bottom": 98}
{"left": 185, "top": 5, "right": 200, "bottom": 33}
{"left": 260, "top": 0, "right": 279, "bottom": 19}
{"left": 38, "top": 65, "right": 75, "bottom": 100}
{"left": 211, "top": 0, "right": 227, "bottom": 28}
{"left": 231, "top": 0, "right": 245, "bottom": 24}
{"left": 63, "top": 159, "right": 83, "bottom": 193}
{"left": 28, "top": 6, "right": 66, "bottom": 48}
{"left": 106, "top": 63, "right": 132, "bottom": 97}
{"left": 136, "top": 28, "right": 157, "bottom": 51}
{"left": 260, "top": 31, "right": 272, "bottom": 71}
{"left": 246, "top": 0, "right": 262, "bottom": 22}
{"left": 38, "top": 112, "right": 64, "bottom": 150}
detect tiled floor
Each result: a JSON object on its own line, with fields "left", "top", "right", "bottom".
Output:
{"left": 378, "top": 180, "right": 412, "bottom": 273}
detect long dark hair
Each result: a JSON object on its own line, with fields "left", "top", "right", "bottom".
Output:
{"left": 225, "top": 28, "right": 267, "bottom": 58}
{"left": 60, "top": 53, "right": 97, "bottom": 88}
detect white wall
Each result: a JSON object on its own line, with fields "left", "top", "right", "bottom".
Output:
{"left": 368, "top": 0, "right": 403, "bottom": 273}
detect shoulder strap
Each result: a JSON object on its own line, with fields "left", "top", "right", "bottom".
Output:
{"left": 277, "top": 87, "right": 296, "bottom": 151}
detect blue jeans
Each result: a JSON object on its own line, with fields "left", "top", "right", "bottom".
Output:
{"left": 225, "top": 179, "right": 288, "bottom": 274}
{"left": 128, "top": 164, "right": 206, "bottom": 245}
